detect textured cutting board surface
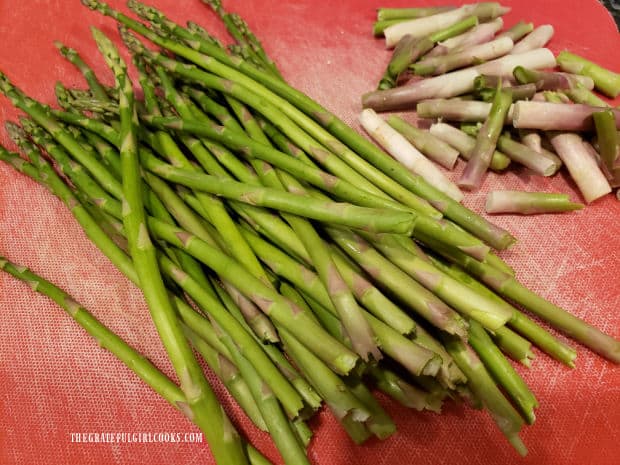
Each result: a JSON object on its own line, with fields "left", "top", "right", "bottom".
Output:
{"left": 0, "top": 1, "right": 619, "bottom": 464}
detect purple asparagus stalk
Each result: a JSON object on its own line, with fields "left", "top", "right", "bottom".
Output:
{"left": 459, "top": 87, "right": 513, "bottom": 190}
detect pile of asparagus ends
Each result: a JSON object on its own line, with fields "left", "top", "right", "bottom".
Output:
{"left": 366, "top": 3, "right": 620, "bottom": 208}
{"left": 0, "top": 1, "right": 619, "bottom": 464}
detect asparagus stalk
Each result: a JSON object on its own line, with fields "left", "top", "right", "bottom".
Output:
{"left": 411, "top": 37, "right": 515, "bottom": 76}
{"left": 0, "top": 72, "right": 123, "bottom": 199}
{"left": 509, "top": 25, "right": 554, "bottom": 55}
{"left": 140, "top": 151, "right": 416, "bottom": 235}
{"left": 359, "top": 109, "right": 463, "bottom": 201}
{"left": 460, "top": 125, "right": 562, "bottom": 176}
{"left": 373, "top": 19, "right": 405, "bottom": 37}
{"left": 557, "top": 50, "right": 620, "bottom": 98}
{"left": 379, "top": 16, "right": 478, "bottom": 88}
{"left": 497, "top": 20, "right": 534, "bottom": 42}
{"left": 365, "top": 232, "right": 514, "bottom": 331}
{"left": 475, "top": 48, "right": 556, "bottom": 75}
{"left": 183, "top": 326, "right": 268, "bottom": 431}
{"left": 485, "top": 190, "right": 584, "bottom": 214}
{"left": 427, "top": 252, "right": 577, "bottom": 367}
{"left": 459, "top": 87, "right": 512, "bottom": 190}
{"left": 513, "top": 66, "right": 595, "bottom": 90}
{"left": 53, "top": 41, "right": 111, "bottom": 102}
{"left": 384, "top": 2, "right": 509, "bottom": 47}
{"left": 378, "top": 34, "right": 417, "bottom": 90}
{"left": 468, "top": 320, "right": 538, "bottom": 424}
{"left": 0, "top": 256, "right": 278, "bottom": 465}
{"left": 427, "top": 17, "right": 504, "bottom": 57}
{"left": 279, "top": 328, "right": 372, "bottom": 444}
{"left": 512, "top": 101, "right": 620, "bottom": 131}
{"left": 211, "top": 280, "right": 322, "bottom": 412}
{"left": 444, "top": 336, "right": 527, "bottom": 455}
{"left": 92, "top": 28, "right": 249, "bottom": 464}
{"left": 593, "top": 110, "right": 620, "bottom": 171}
{"left": 326, "top": 227, "right": 468, "bottom": 338}
{"left": 88, "top": 0, "right": 514, "bottom": 248}
{"left": 377, "top": 6, "right": 456, "bottom": 21}
{"left": 429, "top": 122, "right": 511, "bottom": 171}
{"left": 0, "top": 252, "right": 187, "bottom": 409}
{"left": 387, "top": 116, "right": 460, "bottom": 169}
{"left": 364, "top": 49, "right": 554, "bottom": 110}
{"left": 491, "top": 326, "right": 535, "bottom": 367}
{"left": 212, "top": 322, "right": 312, "bottom": 465}
{"left": 564, "top": 84, "right": 610, "bottom": 107}
{"left": 417, "top": 98, "right": 513, "bottom": 123}
{"left": 426, "top": 238, "right": 620, "bottom": 363}
{"left": 548, "top": 132, "right": 612, "bottom": 203}
{"left": 224, "top": 96, "right": 380, "bottom": 362}
{"left": 238, "top": 225, "right": 441, "bottom": 377}
{"left": 148, "top": 217, "right": 359, "bottom": 374}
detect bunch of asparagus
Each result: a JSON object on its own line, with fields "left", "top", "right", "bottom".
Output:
{"left": 365, "top": 3, "right": 620, "bottom": 208}
{"left": 0, "top": 1, "right": 618, "bottom": 464}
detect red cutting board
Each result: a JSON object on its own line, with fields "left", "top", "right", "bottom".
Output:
{"left": 0, "top": 1, "right": 619, "bottom": 465}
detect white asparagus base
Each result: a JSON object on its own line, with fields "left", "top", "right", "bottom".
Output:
{"left": 549, "top": 132, "right": 612, "bottom": 203}
{"left": 414, "top": 37, "right": 515, "bottom": 76}
{"left": 417, "top": 99, "right": 514, "bottom": 123}
{"left": 384, "top": 4, "right": 509, "bottom": 48}
{"left": 426, "top": 18, "right": 504, "bottom": 57}
{"left": 485, "top": 190, "right": 583, "bottom": 214}
{"left": 359, "top": 109, "right": 463, "bottom": 201}
{"left": 512, "top": 102, "right": 620, "bottom": 131}
{"left": 363, "top": 49, "right": 556, "bottom": 110}
{"left": 509, "top": 25, "right": 554, "bottom": 55}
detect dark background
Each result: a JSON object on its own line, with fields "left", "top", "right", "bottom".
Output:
{"left": 601, "top": 0, "right": 620, "bottom": 28}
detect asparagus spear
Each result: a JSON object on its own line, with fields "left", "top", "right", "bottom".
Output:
{"left": 379, "top": 16, "right": 478, "bottom": 89}
{"left": 425, "top": 252, "right": 577, "bottom": 368}
{"left": 509, "top": 25, "right": 554, "bottom": 55}
{"left": 417, "top": 98, "right": 513, "bottom": 123}
{"left": 384, "top": 2, "right": 509, "bottom": 47}
{"left": 386, "top": 115, "right": 460, "bottom": 169}
{"left": 458, "top": 124, "right": 562, "bottom": 176}
{"left": 326, "top": 227, "right": 468, "bottom": 338}
{"left": 428, "top": 17, "right": 504, "bottom": 57}
{"left": 468, "top": 320, "right": 538, "bottom": 425}
{"left": 0, "top": 72, "right": 122, "bottom": 200}
{"left": 497, "top": 21, "right": 534, "bottom": 42}
{"left": 548, "top": 132, "right": 612, "bottom": 203}
{"left": 90, "top": 28, "right": 249, "bottom": 465}
{"left": 53, "top": 41, "right": 111, "bottom": 102}
{"left": 139, "top": 150, "right": 416, "bottom": 235}
{"left": 513, "top": 66, "right": 595, "bottom": 90}
{"left": 444, "top": 336, "right": 527, "bottom": 456}
{"left": 429, "top": 122, "right": 511, "bottom": 171}
{"left": 377, "top": 6, "right": 456, "bottom": 21}
{"left": 411, "top": 36, "right": 514, "bottom": 76}
{"left": 359, "top": 108, "right": 463, "bottom": 201}
{"left": 364, "top": 232, "right": 514, "bottom": 331}
{"left": 593, "top": 110, "right": 620, "bottom": 172}
{"left": 88, "top": 3, "right": 515, "bottom": 250}
{"left": 557, "top": 50, "right": 620, "bottom": 98}
{"left": 459, "top": 87, "right": 512, "bottom": 190}
{"left": 424, "top": 237, "right": 620, "bottom": 363}
{"left": 485, "top": 191, "right": 584, "bottom": 214}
